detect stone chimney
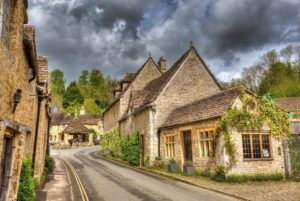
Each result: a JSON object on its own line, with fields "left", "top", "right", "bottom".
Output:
{"left": 158, "top": 57, "right": 167, "bottom": 73}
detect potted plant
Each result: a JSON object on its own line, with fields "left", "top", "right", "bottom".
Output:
{"left": 154, "top": 156, "right": 162, "bottom": 167}
{"left": 183, "top": 160, "right": 195, "bottom": 175}
{"left": 168, "top": 158, "right": 179, "bottom": 172}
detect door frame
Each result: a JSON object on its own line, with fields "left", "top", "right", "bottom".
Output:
{"left": 181, "top": 130, "right": 193, "bottom": 163}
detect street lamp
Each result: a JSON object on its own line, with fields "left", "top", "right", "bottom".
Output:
{"left": 13, "top": 89, "right": 22, "bottom": 114}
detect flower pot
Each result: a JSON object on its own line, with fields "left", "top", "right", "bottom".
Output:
{"left": 183, "top": 165, "right": 195, "bottom": 175}
{"left": 168, "top": 163, "right": 179, "bottom": 172}
{"left": 154, "top": 161, "right": 161, "bottom": 167}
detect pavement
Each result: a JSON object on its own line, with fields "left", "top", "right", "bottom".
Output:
{"left": 35, "top": 157, "right": 73, "bottom": 201}
{"left": 54, "top": 146, "right": 238, "bottom": 201}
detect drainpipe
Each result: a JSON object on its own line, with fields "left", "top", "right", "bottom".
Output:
{"left": 32, "top": 88, "right": 44, "bottom": 172}
{"left": 46, "top": 104, "right": 51, "bottom": 155}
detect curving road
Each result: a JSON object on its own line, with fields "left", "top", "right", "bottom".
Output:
{"left": 53, "top": 146, "right": 238, "bottom": 201}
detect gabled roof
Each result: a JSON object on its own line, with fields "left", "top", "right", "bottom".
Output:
{"left": 61, "top": 117, "right": 90, "bottom": 134}
{"left": 122, "top": 73, "right": 136, "bottom": 83}
{"left": 77, "top": 115, "right": 101, "bottom": 125}
{"left": 159, "top": 88, "right": 240, "bottom": 129}
{"left": 130, "top": 47, "right": 222, "bottom": 111}
{"left": 103, "top": 57, "right": 160, "bottom": 114}
{"left": 274, "top": 97, "right": 300, "bottom": 112}
{"left": 51, "top": 113, "right": 73, "bottom": 126}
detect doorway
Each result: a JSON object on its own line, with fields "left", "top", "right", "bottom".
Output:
{"left": 183, "top": 131, "right": 192, "bottom": 162}
{"left": 0, "top": 136, "right": 13, "bottom": 200}
{"left": 140, "top": 135, "right": 144, "bottom": 166}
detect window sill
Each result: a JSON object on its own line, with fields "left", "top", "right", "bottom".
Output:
{"left": 243, "top": 158, "right": 274, "bottom": 162}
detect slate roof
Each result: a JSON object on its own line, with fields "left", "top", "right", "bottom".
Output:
{"left": 129, "top": 47, "right": 222, "bottom": 112}
{"left": 159, "top": 88, "right": 240, "bottom": 129}
{"left": 61, "top": 118, "right": 90, "bottom": 134}
{"left": 50, "top": 113, "right": 71, "bottom": 125}
{"left": 103, "top": 57, "right": 160, "bottom": 114}
{"left": 77, "top": 115, "right": 101, "bottom": 125}
{"left": 274, "top": 97, "right": 300, "bottom": 112}
{"left": 122, "top": 73, "right": 136, "bottom": 83}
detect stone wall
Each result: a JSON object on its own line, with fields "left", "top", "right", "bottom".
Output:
{"left": 103, "top": 100, "right": 120, "bottom": 132}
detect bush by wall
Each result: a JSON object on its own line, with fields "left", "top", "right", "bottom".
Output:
{"left": 225, "top": 173, "right": 284, "bottom": 183}
{"left": 17, "top": 160, "right": 36, "bottom": 201}
{"left": 101, "top": 127, "right": 121, "bottom": 157}
{"left": 120, "top": 132, "right": 140, "bottom": 166}
{"left": 44, "top": 155, "right": 54, "bottom": 173}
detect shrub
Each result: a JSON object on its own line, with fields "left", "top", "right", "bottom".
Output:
{"left": 120, "top": 132, "right": 140, "bottom": 166}
{"left": 212, "top": 165, "right": 226, "bottom": 182}
{"left": 155, "top": 156, "right": 161, "bottom": 161}
{"left": 195, "top": 169, "right": 212, "bottom": 178}
{"left": 45, "top": 155, "right": 54, "bottom": 173}
{"left": 169, "top": 158, "right": 176, "bottom": 164}
{"left": 101, "top": 128, "right": 121, "bottom": 157}
{"left": 17, "top": 160, "right": 36, "bottom": 201}
{"left": 225, "top": 173, "right": 284, "bottom": 183}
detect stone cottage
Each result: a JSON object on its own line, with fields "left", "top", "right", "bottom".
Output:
{"left": 50, "top": 111, "right": 102, "bottom": 147}
{"left": 0, "top": 1, "right": 50, "bottom": 200}
{"left": 118, "top": 47, "right": 221, "bottom": 164}
{"left": 159, "top": 88, "right": 288, "bottom": 176}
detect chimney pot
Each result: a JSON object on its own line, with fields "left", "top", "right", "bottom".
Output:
{"left": 158, "top": 57, "right": 167, "bottom": 73}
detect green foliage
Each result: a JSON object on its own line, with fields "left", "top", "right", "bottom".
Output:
{"left": 100, "top": 128, "right": 122, "bottom": 157}
{"left": 90, "top": 128, "right": 98, "bottom": 141}
{"left": 62, "top": 81, "right": 84, "bottom": 114}
{"left": 155, "top": 156, "right": 161, "bottom": 161}
{"left": 45, "top": 155, "right": 54, "bottom": 173}
{"left": 17, "top": 160, "right": 36, "bottom": 201}
{"left": 84, "top": 99, "right": 102, "bottom": 115}
{"left": 288, "top": 133, "right": 300, "bottom": 174}
{"left": 120, "top": 132, "right": 140, "bottom": 166}
{"left": 225, "top": 173, "right": 283, "bottom": 183}
{"left": 169, "top": 158, "right": 176, "bottom": 164}
{"left": 212, "top": 165, "right": 226, "bottom": 182}
{"left": 51, "top": 69, "right": 65, "bottom": 107}
{"left": 217, "top": 87, "right": 290, "bottom": 172}
{"left": 259, "top": 62, "right": 300, "bottom": 98}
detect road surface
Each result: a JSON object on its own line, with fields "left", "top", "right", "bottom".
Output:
{"left": 53, "top": 146, "right": 238, "bottom": 201}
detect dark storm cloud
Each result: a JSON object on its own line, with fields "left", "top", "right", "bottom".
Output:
{"left": 28, "top": 0, "right": 300, "bottom": 83}
{"left": 201, "top": 0, "right": 300, "bottom": 64}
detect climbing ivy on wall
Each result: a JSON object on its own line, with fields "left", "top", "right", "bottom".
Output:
{"left": 216, "top": 86, "right": 291, "bottom": 173}
{"left": 100, "top": 127, "right": 122, "bottom": 157}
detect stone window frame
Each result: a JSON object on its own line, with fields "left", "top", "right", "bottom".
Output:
{"left": 198, "top": 128, "right": 215, "bottom": 158}
{"left": 242, "top": 132, "right": 272, "bottom": 160}
{"left": 165, "top": 134, "right": 175, "bottom": 158}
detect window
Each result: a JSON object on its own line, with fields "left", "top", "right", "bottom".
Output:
{"left": 165, "top": 135, "right": 175, "bottom": 157}
{"left": 242, "top": 133, "right": 271, "bottom": 160}
{"left": 198, "top": 130, "right": 215, "bottom": 158}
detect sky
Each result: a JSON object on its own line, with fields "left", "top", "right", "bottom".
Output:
{"left": 28, "top": 0, "right": 300, "bottom": 83}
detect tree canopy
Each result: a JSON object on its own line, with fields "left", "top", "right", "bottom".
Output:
{"left": 50, "top": 69, "right": 65, "bottom": 107}
{"left": 62, "top": 81, "right": 84, "bottom": 115}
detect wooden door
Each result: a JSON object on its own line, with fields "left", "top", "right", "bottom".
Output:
{"left": 0, "top": 137, "right": 13, "bottom": 200}
{"left": 183, "top": 131, "right": 192, "bottom": 162}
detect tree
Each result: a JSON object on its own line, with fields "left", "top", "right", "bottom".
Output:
{"left": 51, "top": 69, "right": 65, "bottom": 107}
{"left": 78, "top": 70, "right": 90, "bottom": 85}
{"left": 84, "top": 98, "right": 102, "bottom": 115}
{"left": 62, "top": 81, "right": 84, "bottom": 114}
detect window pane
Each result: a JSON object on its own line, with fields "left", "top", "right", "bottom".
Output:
{"left": 262, "top": 135, "right": 270, "bottom": 158}
{"left": 242, "top": 135, "right": 251, "bottom": 159}
{"left": 201, "top": 141, "right": 205, "bottom": 157}
{"left": 252, "top": 135, "right": 261, "bottom": 158}
{"left": 205, "top": 141, "right": 209, "bottom": 157}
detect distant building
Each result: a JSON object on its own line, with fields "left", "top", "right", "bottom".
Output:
{"left": 50, "top": 109, "right": 103, "bottom": 148}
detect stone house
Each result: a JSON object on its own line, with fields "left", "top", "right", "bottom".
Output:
{"left": 118, "top": 47, "right": 221, "bottom": 163}
{"left": 103, "top": 57, "right": 162, "bottom": 132}
{"left": 0, "top": 1, "right": 50, "bottom": 200}
{"left": 159, "top": 88, "right": 288, "bottom": 176}
{"left": 50, "top": 112, "right": 102, "bottom": 147}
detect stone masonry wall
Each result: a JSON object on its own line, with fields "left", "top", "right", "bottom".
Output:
{"left": 103, "top": 100, "right": 120, "bottom": 132}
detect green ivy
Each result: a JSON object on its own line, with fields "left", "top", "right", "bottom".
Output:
{"left": 120, "top": 132, "right": 140, "bottom": 166}
{"left": 217, "top": 86, "right": 291, "bottom": 172}
{"left": 100, "top": 127, "right": 122, "bottom": 158}
{"left": 17, "top": 160, "right": 36, "bottom": 201}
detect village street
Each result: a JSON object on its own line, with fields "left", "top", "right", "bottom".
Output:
{"left": 53, "top": 146, "right": 238, "bottom": 201}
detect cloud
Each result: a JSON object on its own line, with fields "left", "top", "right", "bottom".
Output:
{"left": 28, "top": 0, "right": 300, "bottom": 84}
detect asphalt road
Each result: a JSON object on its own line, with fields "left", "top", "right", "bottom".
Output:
{"left": 53, "top": 146, "right": 238, "bottom": 201}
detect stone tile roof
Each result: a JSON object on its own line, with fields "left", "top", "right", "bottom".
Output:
{"left": 77, "top": 115, "right": 101, "bottom": 125}
{"left": 130, "top": 47, "right": 222, "bottom": 112}
{"left": 274, "top": 97, "right": 300, "bottom": 112}
{"left": 50, "top": 113, "right": 73, "bottom": 125}
{"left": 61, "top": 118, "right": 90, "bottom": 134}
{"left": 160, "top": 88, "right": 240, "bottom": 129}
{"left": 122, "top": 73, "right": 136, "bottom": 83}
{"left": 103, "top": 57, "right": 160, "bottom": 114}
